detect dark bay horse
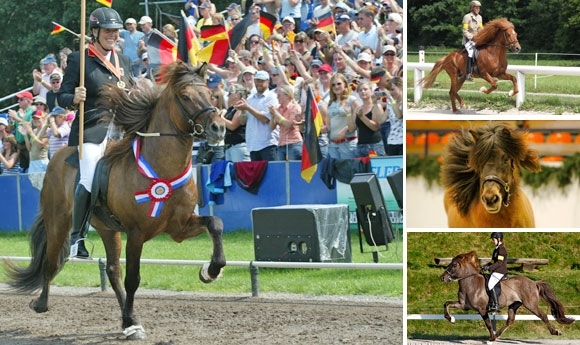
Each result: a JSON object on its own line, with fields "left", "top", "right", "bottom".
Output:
{"left": 419, "top": 18, "right": 521, "bottom": 113}
{"left": 4, "top": 62, "right": 226, "bottom": 340}
{"left": 441, "top": 251, "right": 575, "bottom": 344}
{"left": 441, "top": 122, "right": 541, "bottom": 227}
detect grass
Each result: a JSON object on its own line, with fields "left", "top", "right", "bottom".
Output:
{"left": 0, "top": 229, "right": 403, "bottom": 298}
{"left": 407, "top": 48, "right": 580, "bottom": 113}
{"left": 407, "top": 232, "right": 580, "bottom": 340}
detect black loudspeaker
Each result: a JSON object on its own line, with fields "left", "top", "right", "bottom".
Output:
{"left": 252, "top": 205, "right": 351, "bottom": 262}
{"left": 350, "top": 173, "right": 394, "bottom": 247}
{"left": 387, "top": 168, "right": 404, "bottom": 210}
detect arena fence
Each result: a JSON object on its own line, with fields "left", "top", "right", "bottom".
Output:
{"left": 407, "top": 314, "right": 580, "bottom": 321}
{"left": 0, "top": 256, "right": 403, "bottom": 297}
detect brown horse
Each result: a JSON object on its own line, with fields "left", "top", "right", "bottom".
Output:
{"left": 441, "top": 122, "right": 541, "bottom": 227}
{"left": 441, "top": 251, "right": 575, "bottom": 344}
{"left": 419, "top": 18, "right": 521, "bottom": 113}
{"left": 4, "top": 62, "right": 226, "bottom": 340}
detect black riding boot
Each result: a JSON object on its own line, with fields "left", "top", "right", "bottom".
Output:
{"left": 487, "top": 287, "right": 500, "bottom": 312}
{"left": 466, "top": 57, "right": 473, "bottom": 81}
{"left": 70, "top": 184, "right": 91, "bottom": 258}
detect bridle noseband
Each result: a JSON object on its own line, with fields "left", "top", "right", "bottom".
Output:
{"left": 482, "top": 175, "right": 511, "bottom": 207}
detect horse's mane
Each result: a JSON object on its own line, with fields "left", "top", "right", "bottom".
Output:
{"left": 441, "top": 122, "right": 537, "bottom": 216}
{"left": 456, "top": 251, "right": 481, "bottom": 270}
{"left": 473, "top": 18, "right": 514, "bottom": 46}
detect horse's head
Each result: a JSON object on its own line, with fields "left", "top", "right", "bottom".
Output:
{"left": 468, "top": 123, "right": 540, "bottom": 214}
{"left": 474, "top": 18, "right": 521, "bottom": 54}
{"left": 159, "top": 61, "right": 225, "bottom": 144}
{"left": 503, "top": 25, "right": 521, "bottom": 54}
{"left": 441, "top": 251, "right": 480, "bottom": 282}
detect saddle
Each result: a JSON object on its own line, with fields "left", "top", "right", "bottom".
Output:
{"left": 482, "top": 272, "right": 508, "bottom": 296}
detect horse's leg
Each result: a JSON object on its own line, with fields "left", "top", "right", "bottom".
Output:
{"left": 480, "top": 312, "right": 498, "bottom": 344}
{"left": 525, "top": 302, "right": 561, "bottom": 335}
{"left": 121, "top": 236, "right": 146, "bottom": 340}
{"left": 495, "top": 72, "right": 519, "bottom": 97}
{"left": 198, "top": 216, "right": 226, "bottom": 282}
{"left": 478, "top": 72, "right": 499, "bottom": 95}
{"left": 99, "top": 230, "right": 126, "bottom": 310}
{"left": 443, "top": 300, "right": 463, "bottom": 323}
{"left": 495, "top": 301, "right": 521, "bottom": 339}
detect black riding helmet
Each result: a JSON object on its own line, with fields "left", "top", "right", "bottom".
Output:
{"left": 89, "top": 7, "right": 124, "bottom": 30}
{"left": 490, "top": 232, "right": 503, "bottom": 240}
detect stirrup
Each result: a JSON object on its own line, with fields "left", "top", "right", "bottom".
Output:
{"left": 466, "top": 74, "right": 473, "bottom": 81}
{"left": 69, "top": 238, "right": 94, "bottom": 259}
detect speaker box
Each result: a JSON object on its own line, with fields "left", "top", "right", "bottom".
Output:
{"left": 252, "top": 204, "right": 351, "bottom": 262}
{"left": 387, "top": 168, "right": 404, "bottom": 210}
{"left": 350, "top": 173, "right": 394, "bottom": 246}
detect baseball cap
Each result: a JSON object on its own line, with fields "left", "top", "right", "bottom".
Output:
{"left": 318, "top": 64, "right": 333, "bottom": 73}
{"left": 282, "top": 16, "right": 295, "bottom": 24}
{"left": 138, "top": 16, "right": 153, "bottom": 24}
{"left": 42, "top": 55, "right": 57, "bottom": 65}
{"left": 32, "top": 110, "right": 44, "bottom": 119}
{"left": 49, "top": 106, "right": 67, "bottom": 117}
{"left": 335, "top": 14, "right": 351, "bottom": 23}
{"left": 125, "top": 18, "right": 137, "bottom": 25}
{"left": 226, "top": 3, "right": 238, "bottom": 10}
{"left": 242, "top": 66, "right": 257, "bottom": 75}
{"left": 207, "top": 74, "right": 223, "bottom": 88}
{"left": 382, "top": 44, "right": 397, "bottom": 55}
{"left": 334, "top": 2, "right": 352, "bottom": 11}
{"left": 0, "top": 117, "right": 8, "bottom": 127}
{"left": 50, "top": 72, "right": 62, "bottom": 81}
{"left": 16, "top": 91, "right": 34, "bottom": 100}
{"left": 356, "top": 52, "right": 373, "bottom": 63}
{"left": 199, "top": 1, "right": 211, "bottom": 9}
{"left": 310, "top": 59, "right": 323, "bottom": 67}
{"left": 33, "top": 96, "right": 47, "bottom": 105}
{"left": 254, "top": 70, "right": 270, "bottom": 80}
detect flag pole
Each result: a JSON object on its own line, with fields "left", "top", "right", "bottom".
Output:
{"left": 78, "top": 0, "right": 86, "bottom": 159}
{"left": 52, "top": 22, "right": 91, "bottom": 42}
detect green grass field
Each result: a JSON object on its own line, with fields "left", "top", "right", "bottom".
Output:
{"left": 407, "top": 232, "right": 580, "bottom": 341}
{"left": 0, "top": 229, "right": 403, "bottom": 298}
{"left": 407, "top": 49, "right": 580, "bottom": 113}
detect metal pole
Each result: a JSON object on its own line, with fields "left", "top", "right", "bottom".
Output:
{"left": 250, "top": 262, "right": 260, "bottom": 297}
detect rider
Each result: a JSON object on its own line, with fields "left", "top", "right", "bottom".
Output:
{"left": 462, "top": 0, "right": 483, "bottom": 81}
{"left": 482, "top": 232, "right": 508, "bottom": 312}
{"left": 57, "top": 7, "right": 133, "bottom": 258}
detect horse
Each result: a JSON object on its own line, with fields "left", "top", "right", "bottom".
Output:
{"left": 4, "top": 61, "right": 226, "bottom": 340}
{"left": 441, "top": 251, "right": 575, "bottom": 344}
{"left": 441, "top": 122, "right": 541, "bottom": 227}
{"left": 419, "top": 18, "right": 521, "bottom": 113}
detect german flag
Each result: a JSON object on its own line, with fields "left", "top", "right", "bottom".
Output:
{"left": 178, "top": 10, "right": 200, "bottom": 65}
{"left": 259, "top": 11, "right": 277, "bottom": 39}
{"left": 147, "top": 29, "right": 177, "bottom": 66}
{"left": 316, "top": 11, "right": 335, "bottom": 34}
{"left": 200, "top": 24, "right": 229, "bottom": 42}
{"left": 229, "top": 15, "right": 252, "bottom": 51}
{"left": 301, "top": 87, "right": 323, "bottom": 183}
{"left": 197, "top": 39, "right": 230, "bottom": 66}
{"left": 96, "top": 0, "right": 113, "bottom": 7}
{"left": 51, "top": 23, "right": 65, "bottom": 35}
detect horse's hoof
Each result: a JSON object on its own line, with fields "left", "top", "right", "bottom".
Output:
{"left": 450, "top": 316, "right": 455, "bottom": 324}
{"left": 123, "top": 325, "right": 146, "bottom": 340}
{"left": 29, "top": 299, "right": 48, "bottom": 313}
{"left": 508, "top": 90, "right": 516, "bottom": 97}
{"left": 199, "top": 262, "right": 223, "bottom": 283}
{"left": 479, "top": 86, "right": 487, "bottom": 93}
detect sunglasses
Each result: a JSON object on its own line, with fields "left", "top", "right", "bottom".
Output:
{"left": 32, "top": 102, "right": 45, "bottom": 106}
{"left": 384, "top": 52, "right": 395, "bottom": 56}
{"left": 231, "top": 17, "right": 240, "bottom": 21}
{"left": 250, "top": 40, "right": 260, "bottom": 44}
{"left": 294, "top": 40, "right": 304, "bottom": 43}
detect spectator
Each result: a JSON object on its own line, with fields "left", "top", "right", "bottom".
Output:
{"left": 195, "top": 2, "right": 214, "bottom": 36}
{"left": 23, "top": 110, "right": 49, "bottom": 173}
{"left": 223, "top": 84, "right": 250, "bottom": 162}
{"left": 0, "top": 117, "right": 10, "bottom": 148}
{"left": 196, "top": 91, "right": 227, "bottom": 164}
{"left": 59, "top": 47, "right": 73, "bottom": 71}
{"left": 120, "top": 17, "right": 145, "bottom": 77}
{"left": 0, "top": 134, "right": 20, "bottom": 175}
{"left": 325, "top": 73, "right": 359, "bottom": 159}
{"left": 354, "top": 81, "right": 386, "bottom": 157}
{"left": 32, "top": 96, "right": 48, "bottom": 114}
{"left": 46, "top": 73, "right": 63, "bottom": 111}
{"left": 184, "top": 0, "right": 200, "bottom": 21}
{"left": 227, "top": 8, "right": 242, "bottom": 29}
{"left": 162, "top": 24, "right": 177, "bottom": 43}
{"left": 7, "top": 91, "right": 34, "bottom": 173}
{"left": 207, "top": 73, "right": 227, "bottom": 99}
{"left": 33, "top": 54, "right": 61, "bottom": 99}
{"left": 46, "top": 106, "right": 71, "bottom": 159}
{"left": 381, "top": 45, "right": 401, "bottom": 77}
{"left": 384, "top": 76, "right": 403, "bottom": 155}
{"left": 269, "top": 85, "right": 303, "bottom": 161}
{"left": 281, "top": 16, "right": 297, "bottom": 38}
{"left": 240, "top": 66, "right": 257, "bottom": 93}
{"left": 355, "top": 7, "right": 379, "bottom": 52}
{"left": 333, "top": 52, "right": 357, "bottom": 83}
{"left": 137, "top": 15, "right": 154, "bottom": 59}
{"left": 246, "top": 6, "right": 262, "bottom": 39}
{"left": 335, "top": 14, "right": 358, "bottom": 59}
{"left": 234, "top": 70, "right": 279, "bottom": 161}
{"left": 280, "top": 0, "right": 301, "bottom": 34}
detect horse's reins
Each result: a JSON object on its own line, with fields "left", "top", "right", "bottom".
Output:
{"left": 484, "top": 31, "right": 519, "bottom": 50}
{"left": 482, "top": 175, "right": 512, "bottom": 207}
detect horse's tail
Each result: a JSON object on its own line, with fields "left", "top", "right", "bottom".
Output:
{"left": 418, "top": 56, "right": 447, "bottom": 89}
{"left": 536, "top": 280, "right": 576, "bottom": 325}
{"left": 3, "top": 214, "right": 67, "bottom": 293}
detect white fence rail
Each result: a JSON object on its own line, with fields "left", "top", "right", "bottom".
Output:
{"left": 407, "top": 62, "right": 580, "bottom": 108}
{"left": 407, "top": 314, "right": 580, "bottom": 321}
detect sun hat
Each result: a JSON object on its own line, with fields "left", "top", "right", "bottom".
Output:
{"left": 254, "top": 70, "right": 270, "bottom": 80}
{"left": 138, "top": 16, "right": 152, "bottom": 24}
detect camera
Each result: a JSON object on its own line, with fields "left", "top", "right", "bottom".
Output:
{"left": 374, "top": 90, "right": 388, "bottom": 98}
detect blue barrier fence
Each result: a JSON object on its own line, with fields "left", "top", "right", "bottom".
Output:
{"left": 0, "top": 158, "right": 402, "bottom": 232}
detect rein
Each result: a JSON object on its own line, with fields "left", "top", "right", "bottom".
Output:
{"left": 484, "top": 31, "right": 519, "bottom": 49}
{"left": 482, "top": 175, "right": 512, "bottom": 207}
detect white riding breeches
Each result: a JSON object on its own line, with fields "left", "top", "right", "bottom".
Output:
{"left": 78, "top": 140, "right": 107, "bottom": 192}
{"left": 488, "top": 272, "right": 504, "bottom": 290}
{"left": 465, "top": 40, "right": 475, "bottom": 58}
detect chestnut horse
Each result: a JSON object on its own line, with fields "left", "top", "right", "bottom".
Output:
{"left": 419, "top": 18, "right": 521, "bottom": 113}
{"left": 441, "top": 122, "right": 541, "bottom": 227}
{"left": 4, "top": 62, "right": 226, "bottom": 339}
{"left": 441, "top": 251, "right": 575, "bottom": 344}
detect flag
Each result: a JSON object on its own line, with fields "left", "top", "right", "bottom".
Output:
{"left": 200, "top": 24, "right": 229, "bottom": 42}
{"left": 259, "top": 11, "right": 277, "bottom": 39}
{"left": 197, "top": 39, "right": 230, "bottom": 65}
{"left": 229, "top": 15, "right": 252, "bottom": 51}
{"left": 178, "top": 11, "right": 200, "bottom": 65}
{"left": 51, "top": 23, "right": 65, "bottom": 35}
{"left": 96, "top": 0, "right": 113, "bottom": 7}
{"left": 147, "top": 29, "right": 177, "bottom": 66}
{"left": 316, "top": 11, "right": 335, "bottom": 34}
{"left": 301, "top": 87, "right": 323, "bottom": 183}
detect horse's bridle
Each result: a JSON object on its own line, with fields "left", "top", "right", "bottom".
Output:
{"left": 485, "top": 31, "right": 519, "bottom": 51}
{"left": 482, "top": 175, "right": 512, "bottom": 207}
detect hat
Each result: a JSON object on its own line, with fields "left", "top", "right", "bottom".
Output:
{"left": 238, "top": 50, "right": 252, "bottom": 59}
{"left": 318, "top": 64, "right": 333, "bottom": 73}
{"left": 207, "top": 74, "right": 223, "bottom": 88}
{"left": 138, "top": 16, "right": 152, "bottom": 24}
{"left": 271, "top": 67, "right": 280, "bottom": 74}
{"left": 42, "top": 55, "right": 57, "bottom": 65}
{"left": 16, "top": 91, "right": 33, "bottom": 100}
{"left": 382, "top": 44, "right": 397, "bottom": 55}
{"left": 0, "top": 117, "right": 8, "bottom": 127}
{"left": 199, "top": 2, "right": 211, "bottom": 9}
{"left": 334, "top": 14, "right": 351, "bottom": 23}
{"left": 254, "top": 70, "right": 270, "bottom": 80}
{"left": 50, "top": 72, "right": 62, "bottom": 81}
{"left": 242, "top": 66, "right": 257, "bottom": 75}
{"left": 32, "top": 110, "right": 44, "bottom": 119}
{"left": 141, "top": 52, "right": 148, "bottom": 61}
{"left": 310, "top": 59, "right": 323, "bottom": 67}
{"left": 356, "top": 52, "right": 372, "bottom": 63}
{"left": 226, "top": 3, "right": 238, "bottom": 10}
{"left": 125, "top": 18, "right": 137, "bottom": 24}
{"left": 49, "top": 106, "right": 67, "bottom": 117}
{"left": 335, "top": 2, "right": 352, "bottom": 11}
{"left": 33, "top": 96, "right": 47, "bottom": 105}
{"left": 282, "top": 16, "right": 295, "bottom": 24}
